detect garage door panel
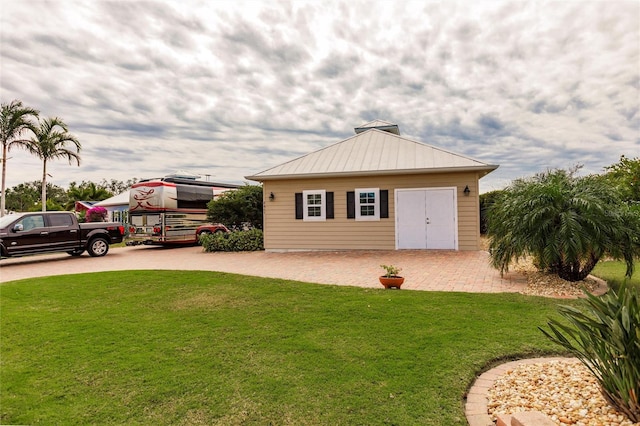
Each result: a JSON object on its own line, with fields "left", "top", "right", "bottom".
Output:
{"left": 396, "top": 190, "right": 427, "bottom": 249}
{"left": 426, "top": 189, "right": 456, "bottom": 249}
{"left": 396, "top": 188, "right": 457, "bottom": 250}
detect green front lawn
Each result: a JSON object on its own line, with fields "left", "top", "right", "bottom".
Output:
{"left": 592, "top": 260, "right": 640, "bottom": 291}
{"left": 1, "top": 271, "right": 572, "bottom": 425}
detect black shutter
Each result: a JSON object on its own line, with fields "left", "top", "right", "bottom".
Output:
{"left": 347, "top": 191, "right": 355, "bottom": 219}
{"left": 380, "top": 190, "right": 389, "bottom": 218}
{"left": 326, "top": 192, "right": 334, "bottom": 219}
{"left": 295, "top": 193, "right": 303, "bottom": 219}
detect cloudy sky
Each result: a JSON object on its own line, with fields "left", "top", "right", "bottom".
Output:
{"left": 1, "top": 0, "right": 638, "bottom": 193}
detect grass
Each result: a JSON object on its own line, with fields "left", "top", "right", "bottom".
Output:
{"left": 1, "top": 271, "right": 574, "bottom": 425}
{"left": 592, "top": 260, "right": 640, "bottom": 291}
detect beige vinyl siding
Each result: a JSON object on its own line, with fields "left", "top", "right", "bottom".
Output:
{"left": 456, "top": 174, "right": 481, "bottom": 251}
{"left": 262, "top": 172, "right": 481, "bottom": 251}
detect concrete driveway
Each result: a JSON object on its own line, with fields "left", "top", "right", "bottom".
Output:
{"left": 0, "top": 245, "right": 527, "bottom": 293}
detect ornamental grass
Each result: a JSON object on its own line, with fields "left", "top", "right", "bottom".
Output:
{"left": 541, "top": 283, "right": 640, "bottom": 422}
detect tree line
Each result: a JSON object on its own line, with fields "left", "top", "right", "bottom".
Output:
{"left": 3, "top": 178, "right": 138, "bottom": 213}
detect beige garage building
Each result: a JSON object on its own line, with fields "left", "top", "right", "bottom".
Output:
{"left": 246, "top": 120, "right": 498, "bottom": 251}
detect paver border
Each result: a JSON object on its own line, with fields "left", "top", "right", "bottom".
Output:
{"left": 465, "top": 357, "right": 575, "bottom": 426}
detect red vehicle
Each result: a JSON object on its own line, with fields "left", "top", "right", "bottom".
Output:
{"left": 195, "top": 223, "right": 229, "bottom": 241}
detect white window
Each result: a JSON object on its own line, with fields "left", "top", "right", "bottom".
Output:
{"left": 355, "top": 188, "right": 380, "bottom": 221}
{"left": 303, "top": 190, "right": 326, "bottom": 221}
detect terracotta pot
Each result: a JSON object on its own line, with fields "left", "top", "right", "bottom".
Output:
{"left": 379, "top": 276, "right": 405, "bottom": 289}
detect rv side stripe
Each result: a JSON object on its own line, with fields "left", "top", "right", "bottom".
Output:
{"left": 131, "top": 182, "right": 177, "bottom": 188}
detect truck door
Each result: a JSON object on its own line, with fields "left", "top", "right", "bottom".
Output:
{"left": 46, "top": 213, "right": 78, "bottom": 251}
{"left": 2, "top": 214, "right": 48, "bottom": 256}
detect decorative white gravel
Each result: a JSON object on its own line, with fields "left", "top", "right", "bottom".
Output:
{"left": 487, "top": 359, "right": 638, "bottom": 426}
{"left": 520, "top": 271, "right": 601, "bottom": 298}
{"left": 511, "top": 257, "right": 602, "bottom": 298}
{"left": 485, "top": 260, "right": 636, "bottom": 425}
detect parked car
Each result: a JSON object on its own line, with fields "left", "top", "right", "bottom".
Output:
{"left": 0, "top": 211, "right": 124, "bottom": 258}
{"left": 195, "top": 223, "right": 229, "bottom": 244}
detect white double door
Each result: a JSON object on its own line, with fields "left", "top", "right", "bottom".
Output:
{"left": 396, "top": 188, "right": 457, "bottom": 250}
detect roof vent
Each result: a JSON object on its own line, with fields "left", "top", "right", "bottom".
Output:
{"left": 354, "top": 120, "right": 400, "bottom": 135}
{"left": 165, "top": 170, "right": 200, "bottom": 180}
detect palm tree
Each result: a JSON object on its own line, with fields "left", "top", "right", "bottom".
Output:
{"left": 27, "top": 117, "right": 81, "bottom": 211}
{"left": 0, "top": 100, "right": 39, "bottom": 216}
{"left": 64, "top": 181, "right": 112, "bottom": 210}
{"left": 487, "top": 168, "right": 639, "bottom": 282}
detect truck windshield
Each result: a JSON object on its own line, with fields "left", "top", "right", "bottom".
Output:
{"left": 0, "top": 214, "right": 23, "bottom": 228}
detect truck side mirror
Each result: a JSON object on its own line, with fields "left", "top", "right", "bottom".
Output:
{"left": 13, "top": 223, "right": 24, "bottom": 232}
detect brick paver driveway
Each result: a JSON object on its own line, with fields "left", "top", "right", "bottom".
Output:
{"left": 0, "top": 245, "right": 527, "bottom": 293}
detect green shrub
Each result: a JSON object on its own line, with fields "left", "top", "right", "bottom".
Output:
{"left": 479, "top": 189, "right": 503, "bottom": 235}
{"left": 85, "top": 206, "right": 107, "bottom": 222}
{"left": 206, "top": 185, "right": 263, "bottom": 229}
{"left": 201, "top": 229, "right": 264, "bottom": 252}
{"left": 487, "top": 168, "right": 639, "bottom": 282}
{"left": 540, "top": 283, "right": 640, "bottom": 422}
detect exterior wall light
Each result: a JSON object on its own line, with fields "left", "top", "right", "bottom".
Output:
{"left": 269, "top": 192, "right": 275, "bottom": 201}
{"left": 463, "top": 185, "right": 471, "bottom": 196}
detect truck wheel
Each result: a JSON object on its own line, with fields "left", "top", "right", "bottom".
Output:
{"left": 67, "top": 249, "right": 85, "bottom": 256}
{"left": 88, "top": 237, "right": 109, "bottom": 257}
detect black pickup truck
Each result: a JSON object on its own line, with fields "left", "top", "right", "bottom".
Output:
{"left": 0, "top": 211, "right": 124, "bottom": 258}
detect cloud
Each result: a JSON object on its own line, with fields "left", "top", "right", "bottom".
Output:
{"left": 0, "top": 0, "right": 638, "bottom": 193}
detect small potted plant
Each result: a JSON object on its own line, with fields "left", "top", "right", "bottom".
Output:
{"left": 379, "top": 264, "right": 404, "bottom": 289}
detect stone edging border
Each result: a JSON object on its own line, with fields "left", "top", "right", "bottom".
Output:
{"left": 464, "top": 357, "right": 575, "bottom": 426}
{"left": 465, "top": 275, "right": 609, "bottom": 425}
{"left": 587, "top": 274, "right": 609, "bottom": 297}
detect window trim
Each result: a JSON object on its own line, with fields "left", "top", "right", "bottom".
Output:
{"left": 302, "top": 190, "right": 326, "bottom": 221}
{"left": 355, "top": 188, "right": 380, "bottom": 221}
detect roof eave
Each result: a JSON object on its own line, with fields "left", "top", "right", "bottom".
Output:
{"left": 245, "top": 165, "right": 499, "bottom": 182}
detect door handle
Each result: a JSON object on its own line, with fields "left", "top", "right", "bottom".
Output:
{"left": 40, "top": 231, "right": 49, "bottom": 236}
{"left": 70, "top": 229, "right": 77, "bottom": 233}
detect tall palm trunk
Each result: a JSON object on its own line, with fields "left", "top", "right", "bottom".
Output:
{"left": 1, "top": 143, "right": 7, "bottom": 215}
{"left": 41, "top": 159, "right": 47, "bottom": 212}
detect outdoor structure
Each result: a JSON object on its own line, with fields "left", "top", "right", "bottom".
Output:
{"left": 93, "top": 191, "right": 130, "bottom": 223}
{"left": 73, "top": 201, "right": 96, "bottom": 214}
{"left": 246, "top": 120, "right": 498, "bottom": 251}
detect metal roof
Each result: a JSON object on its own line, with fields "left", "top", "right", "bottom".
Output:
{"left": 93, "top": 191, "right": 130, "bottom": 207}
{"left": 246, "top": 126, "right": 498, "bottom": 181}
